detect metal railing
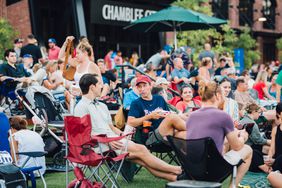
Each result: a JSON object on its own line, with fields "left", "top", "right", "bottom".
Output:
{"left": 116, "top": 64, "right": 180, "bottom": 98}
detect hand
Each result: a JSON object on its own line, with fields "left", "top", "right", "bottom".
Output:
{"left": 180, "top": 113, "right": 189, "bottom": 121}
{"left": 182, "top": 77, "right": 190, "bottom": 83}
{"left": 265, "top": 158, "right": 274, "bottom": 166}
{"left": 148, "top": 111, "right": 165, "bottom": 120}
{"left": 109, "top": 141, "right": 124, "bottom": 150}
{"left": 261, "top": 107, "right": 267, "bottom": 112}
{"left": 66, "top": 36, "right": 75, "bottom": 42}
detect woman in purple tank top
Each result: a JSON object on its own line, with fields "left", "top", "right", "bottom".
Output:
{"left": 186, "top": 81, "right": 252, "bottom": 187}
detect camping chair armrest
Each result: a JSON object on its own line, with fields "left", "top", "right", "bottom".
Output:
{"left": 92, "top": 134, "right": 128, "bottom": 143}
{"left": 17, "top": 151, "right": 47, "bottom": 158}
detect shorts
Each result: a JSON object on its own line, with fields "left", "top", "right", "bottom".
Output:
{"left": 145, "top": 129, "right": 164, "bottom": 147}
{"left": 223, "top": 150, "right": 242, "bottom": 166}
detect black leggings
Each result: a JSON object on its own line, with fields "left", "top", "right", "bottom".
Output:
{"left": 272, "top": 155, "right": 282, "bottom": 172}
{"left": 249, "top": 150, "right": 282, "bottom": 172}
{"left": 249, "top": 149, "right": 264, "bottom": 172}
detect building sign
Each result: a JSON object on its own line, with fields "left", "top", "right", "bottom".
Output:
{"left": 91, "top": 0, "right": 162, "bottom": 26}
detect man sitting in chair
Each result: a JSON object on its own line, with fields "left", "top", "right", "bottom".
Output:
{"left": 74, "top": 73, "right": 182, "bottom": 181}
{"left": 0, "top": 49, "right": 31, "bottom": 83}
{"left": 127, "top": 75, "right": 187, "bottom": 147}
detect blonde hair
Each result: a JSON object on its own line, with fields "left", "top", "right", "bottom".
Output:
{"left": 46, "top": 60, "right": 58, "bottom": 72}
{"left": 32, "top": 64, "right": 42, "bottom": 74}
{"left": 77, "top": 41, "right": 93, "bottom": 57}
{"left": 255, "top": 70, "right": 268, "bottom": 83}
{"left": 198, "top": 81, "right": 220, "bottom": 102}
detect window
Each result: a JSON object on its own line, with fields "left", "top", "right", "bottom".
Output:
{"left": 6, "top": 0, "right": 21, "bottom": 6}
{"left": 262, "top": 0, "right": 276, "bottom": 30}
{"left": 211, "top": 0, "right": 229, "bottom": 20}
{"left": 238, "top": 0, "right": 254, "bottom": 26}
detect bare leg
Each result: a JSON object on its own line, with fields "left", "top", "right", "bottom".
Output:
{"left": 127, "top": 141, "right": 181, "bottom": 175}
{"left": 157, "top": 114, "right": 186, "bottom": 139}
{"left": 130, "top": 158, "right": 177, "bottom": 181}
{"left": 229, "top": 144, "right": 252, "bottom": 188}
{"left": 267, "top": 172, "right": 282, "bottom": 188}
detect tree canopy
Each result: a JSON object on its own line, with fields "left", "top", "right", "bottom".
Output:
{"left": 172, "top": 0, "right": 260, "bottom": 69}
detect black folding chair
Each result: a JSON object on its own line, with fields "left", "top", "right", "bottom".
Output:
{"left": 167, "top": 136, "right": 242, "bottom": 188}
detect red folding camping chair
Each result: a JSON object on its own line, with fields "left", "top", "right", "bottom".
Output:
{"left": 64, "top": 114, "right": 130, "bottom": 188}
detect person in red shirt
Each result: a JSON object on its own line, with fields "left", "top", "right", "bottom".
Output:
{"left": 176, "top": 84, "right": 201, "bottom": 113}
{"left": 48, "top": 38, "right": 60, "bottom": 60}
{"left": 253, "top": 70, "right": 275, "bottom": 100}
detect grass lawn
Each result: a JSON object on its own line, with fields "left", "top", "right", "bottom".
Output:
{"left": 36, "top": 167, "right": 230, "bottom": 188}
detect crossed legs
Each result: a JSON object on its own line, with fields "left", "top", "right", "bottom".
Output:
{"left": 157, "top": 113, "right": 186, "bottom": 139}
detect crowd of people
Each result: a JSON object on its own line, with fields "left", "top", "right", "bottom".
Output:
{"left": 1, "top": 34, "right": 282, "bottom": 187}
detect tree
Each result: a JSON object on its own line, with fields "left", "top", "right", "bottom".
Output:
{"left": 172, "top": 0, "right": 260, "bottom": 69}
{"left": 0, "top": 18, "right": 17, "bottom": 60}
{"left": 277, "top": 38, "right": 282, "bottom": 63}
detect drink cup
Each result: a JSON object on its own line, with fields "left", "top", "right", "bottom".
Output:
{"left": 143, "top": 121, "right": 152, "bottom": 133}
{"left": 263, "top": 155, "right": 270, "bottom": 162}
{"left": 143, "top": 121, "right": 152, "bottom": 128}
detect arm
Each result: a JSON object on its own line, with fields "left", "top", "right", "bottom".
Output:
{"left": 249, "top": 124, "right": 268, "bottom": 145}
{"left": 9, "top": 135, "right": 19, "bottom": 162}
{"left": 127, "top": 112, "right": 164, "bottom": 128}
{"left": 268, "top": 126, "right": 277, "bottom": 158}
{"left": 58, "top": 36, "right": 75, "bottom": 60}
{"left": 89, "top": 63, "right": 102, "bottom": 77}
{"left": 263, "top": 87, "right": 275, "bottom": 100}
{"left": 110, "top": 124, "right": 123, "bottom": 136}
{"left": 276, "top": 85, "right": 281, "bottom": 102}
{"left": 226, "top": 129, "right": 247, "bottom": 151}
{"left": 43, "top": 79, "right": 61, "bottom": 90}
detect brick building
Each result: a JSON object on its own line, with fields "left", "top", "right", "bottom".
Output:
{"left": 0, "top": 0, "right": 282, "bottom": 62}
{"left": 212, "top": 0, "right": 282, "bottom": 63}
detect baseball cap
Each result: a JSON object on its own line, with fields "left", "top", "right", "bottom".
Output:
{"left": 23, "top": 54, "right": 32, "bottom": 58}
{"left": 155, "top": 77, "right": 169, "bottom": 86}
{"left": 136, "top": 75, "right": 151, "bottom": 86}
{"left": 14, "top": 38, "right": 23, "bottom": 44}
{"left": 48, "top": 38, "right": 56, "bottom": 43}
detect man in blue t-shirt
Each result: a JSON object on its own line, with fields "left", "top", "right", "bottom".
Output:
{"left": 128, "top": 75, "right": 186, "bottom": 145}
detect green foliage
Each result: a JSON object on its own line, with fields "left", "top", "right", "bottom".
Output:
{"left": 171, "top": 0, "right": 260, "bottom": 69}
{"left": 173, "top": 0, "right": 212, "bottom": 15}
{"left": 277, "top": 38, "right": 282, "bottom": 50}
{"left": 277, "top": 38, "right": 282, "bottom": 62}
{"left": 0, "top": 18, "right": 17, "bottom": 59}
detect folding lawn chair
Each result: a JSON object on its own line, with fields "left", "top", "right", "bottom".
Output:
{"left": 167, "top": 136, "right": 243, "bottom": 188}
{"left": 64, "top": 114, "right": 130, "bottom": 188}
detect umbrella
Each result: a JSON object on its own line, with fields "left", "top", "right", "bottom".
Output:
{"left": 124, "top": 6, "right": 227, "bottom": 48}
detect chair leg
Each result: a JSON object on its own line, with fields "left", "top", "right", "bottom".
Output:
{"left": 29, "top": 172, "right": 36, "bottom": 188}
{"left": 232, "top": 166, "right": 237, "bottom": 188}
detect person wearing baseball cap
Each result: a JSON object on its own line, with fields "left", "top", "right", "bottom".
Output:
{"left": 14, "top": 38, "right": 24, "bottom": 63}
{"left": 128, "top": 75, "right": 186, "bottom": 151}
{"left": 155, "top": 77, "right": 173, "bottom": 100}
{"left": 48, "top": 38, "right": 60, "bottom": 60}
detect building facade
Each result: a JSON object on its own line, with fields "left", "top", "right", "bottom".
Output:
{"left": 0, "top": 0, "right": 173, "bottom": 60}
{"left": 212, "top": 0, "right": 282, "bottom": 63}
{"left": 1, "top": 0, "right": 282, "bottom": 62}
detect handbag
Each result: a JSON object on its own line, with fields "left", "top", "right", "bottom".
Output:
{"left": 114, "top": 105, "right": 125, "bottom": 129}
{"left": 63, "top": 40, "right": 76, "bottom": 81}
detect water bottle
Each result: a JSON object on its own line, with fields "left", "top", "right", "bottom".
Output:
{"left": 70, "top": 97, "right": 75, "bottom": 115}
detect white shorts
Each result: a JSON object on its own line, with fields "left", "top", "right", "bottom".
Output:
{"left": 223, "top": 150, "right": 242, "bottom": 166}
